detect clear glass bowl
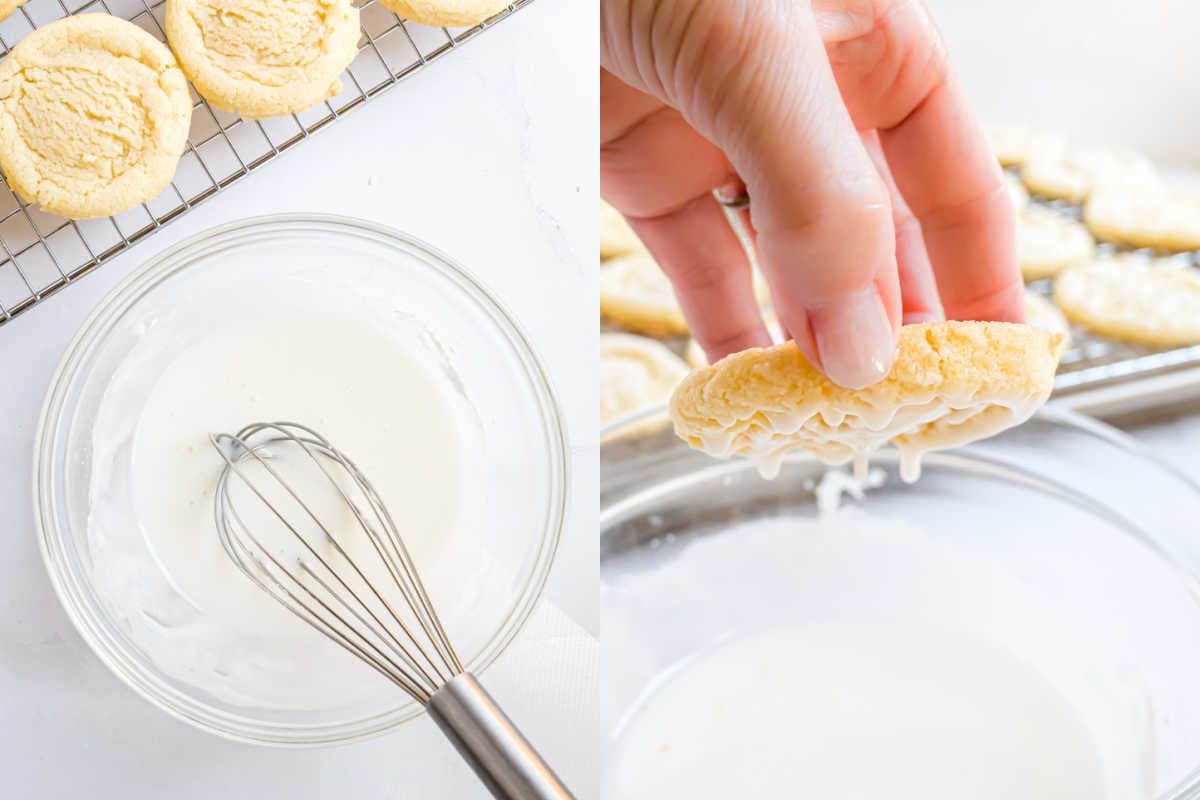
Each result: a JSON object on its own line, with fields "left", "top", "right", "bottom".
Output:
{"left": 35, "top": 214, "right": 567, "bottom": 746}
{"left": 602, "top": 407, "right": 1200, "bottom": 799}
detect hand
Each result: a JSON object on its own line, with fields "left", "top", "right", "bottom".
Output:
{"left": 601, "top": 0, "right": 1023, "bottom": 388}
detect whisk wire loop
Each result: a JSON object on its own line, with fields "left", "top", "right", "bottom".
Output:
{"left": 210, "top": 421, "right": 572, "bottom": 799}
{"left": 211, "top": 421, "right": 462, "bottom": 703}
{"left": 223, "top": 520, "right": 432, "bottom": 700}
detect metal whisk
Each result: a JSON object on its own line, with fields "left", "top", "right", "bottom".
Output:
{"left": 210, "top": 421, "right": 572, "bottom": 800}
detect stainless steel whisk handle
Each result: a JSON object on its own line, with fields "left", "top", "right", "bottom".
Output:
{"left": 428, "top": 673, "right": 574, "bottom": 800}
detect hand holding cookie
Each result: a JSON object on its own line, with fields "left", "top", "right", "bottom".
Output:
{"left": 600, "top": 0, "right": 1024, "bottom": 390}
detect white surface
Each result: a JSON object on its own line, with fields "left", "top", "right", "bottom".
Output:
{"left": 0, "top": 1, "right": 598, "bottom": 797}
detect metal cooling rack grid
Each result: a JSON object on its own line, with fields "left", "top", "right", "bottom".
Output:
{"left": 1021, "top": 207, "right": 1200, "bottom": 397}
{"left": 0, "top": 0, "right": 532, "bottom": 327}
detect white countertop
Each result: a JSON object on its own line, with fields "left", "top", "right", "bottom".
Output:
{"left": 0, "top": 2, "right": 598, "bottom": 797}
{"left": 6, "top": 1, "right": 1200, "bottom": 797}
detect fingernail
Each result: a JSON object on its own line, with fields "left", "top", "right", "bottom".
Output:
{"left": 903, "top": 310, "right": 942, "bottom": 325}
{"left": 809, "top": 288, "right": 895, "bottom": 389}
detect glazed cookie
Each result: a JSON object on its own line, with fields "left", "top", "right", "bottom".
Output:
{"left": 1084, "top": 183, "right": 1200, "bottom": 252}
{"left": 600, "top": 332, "right": 689, "bottom": 437}
{"left": 165, "top": 0, "right": 360, "bottom": 119}
{"left": 1017, "top": 206, "right": 1095, "bottom": 281}
{"left": 0, "top": 0, "right": 26, "bottom": 22}
{"left": 600, "top": 199, "right": 643, "bottom": 260}
{"left": 1020, "top": 144, "right": 1154, "bottom": 203}
{"left": 378, "top": 0, "right": 509, "bottom": 27}
{"left": 986, "top": 122, "right": 1062, "bottom": 168}
{"left": 0, "top": 15, "right": 191, "bottom": 219}
{"left": 1053, "top": 254, "right": 1200, "bottom": 347}
{"left": 670, "top": 322, "right": 1060, "bottom": 483}
{"left": 1024, "top": 290, "right": 1071, "bottom": 357}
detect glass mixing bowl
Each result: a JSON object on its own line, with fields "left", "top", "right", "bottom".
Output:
{"left": 35, "top": 214, "right": 567, "bottom": 746}
{"left": 602, "top": 407, "right": 1200, "bottom": 799}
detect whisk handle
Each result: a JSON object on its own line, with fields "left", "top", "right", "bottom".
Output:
{"left": 428, "top": 673, "right": 575, "bottom": 800}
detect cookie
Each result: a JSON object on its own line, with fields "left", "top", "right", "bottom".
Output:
{"left": 1084, "top": 183, "right": 1200, "bottom": 252}
{"left": 1053, "top": 254, "right": 1200, "bottom": 347}
{"left": 600, "top": 199, "right": 643, "bottom": 259}
{"left": 600, "top": 251, "right": 688, "bottom": 337}
{"left": 670, "top": 321, "right": 1060, "bottom": 483}
{"left": 378, "top": 0, "right": 509, "bottom": 27}
{"left": 1020, "top": 143, "right": 1154, "bottom": 203}
{"left": 1017, "top": 206, "right": 1095, "bottom": 281}
{"left": 0, "top": 15, "right": 191, "bottom": 219}
{"left": 1024, "top": 290, "right": 1071, "bottom": 357}
{"left": 601, "top": 250, "right": 771, "bottom": 338}
{"left": 986, "top": 122, "right": 1062, "bottom": 168}
{"left": 165, "top": 0, "right": 360, "bottom": 119}
{"left": 1005, "top": 172, "right": 1029, "bottom": 211}
{"left": 600, "top": 332, "right": 689, "bottom": 438}
{"left": 0, "top": 0, "right": 26, "bottom": 22}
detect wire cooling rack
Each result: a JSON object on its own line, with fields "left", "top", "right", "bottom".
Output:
{"left": 0, "top": 0, "right": 532, "bottom": 327}
{"left": 1023, "top": 218, "right": 1200, "bottom": 403}
{"left": 654, "top": 191, "right": 1200, "bottom": 411}
{"left": 1048, "top": 292, "right": 1200, "bottom": 397}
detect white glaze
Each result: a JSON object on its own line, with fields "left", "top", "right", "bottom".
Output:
{"left": 695, "top": 393, "right": 1043, "bottom": 484}
{"left": 602, "top": 505, "right": 1158, "bottom": 798}
{"left": 605, "top": 623, "right": 1107, "bottom": 799}
{"left": 811, "top": 466, "right": 886, "bottom": 516}
{"left": 87, "top": 292, "right": 485, "bottom": 709}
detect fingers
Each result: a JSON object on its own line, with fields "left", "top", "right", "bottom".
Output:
{"left": 601, "top": 68, "right": 769, "bottom": 360}
{"left": 879, "top": 75, "right": 1024, "bottom": 322}
{"left": 678, "top": 3, "right": 901, "bottom": 388}
{"left": 601, "top": 73, "right": 735, "bottom": 217}
{"left": 627, "top": 194, "right": 773, "bottom": 362}
{"left": 819, "top": 1, "right": 1023, "bottom": 323}
{"left": 894, "top": 206, "right": 944, "bottom": 324}
{"left": 860, "top": 131, "right": 943, "bottom": 324}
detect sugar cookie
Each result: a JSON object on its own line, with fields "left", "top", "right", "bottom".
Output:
{"left": 0, "top": 15, "right": 191, "bottom": 219}
{"left": 1021, "top": 144, "right": 1154, "bottom": 203}
{"left": 1024, "top": 290, "right": 1071, "bottom": 357}
{"left": 600, "top": 199, "right": 643, "bottom": 259}
{"left": 1005, "top": 172, "right": 1029, "bottom": 211}
{"left": 165, "top": 0, "right": 360, "bottom": 119}
{"left": 670, "top": 321, "right": 1059, "bottom": 483}
{"left": 601, "top": 250, "right": 771, "bottom": 338}
{"left": 986, "top": 123, "right": 1062, "bottom": 168}
{"left": 1053, "top": 254, "right": 1200, "bottom": 347}
{"left": 0, "top": 0, "right": 26, "bottom": 22}
{"left": 600, "top": 251, "right": 688, "bottom": 337}
{"left": 601, "top": 332, "right": 689, "bottom": 437}
{"left": 1017, "top": 206, "right": 1095, "bottom": 281}
{"left": 378, "top": 0, "right": 509, "bottom": 27}
{"left": 1084, "top": 183, "right": 1200, "bottom": 252}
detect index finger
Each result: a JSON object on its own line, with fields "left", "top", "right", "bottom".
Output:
{"left": 879, "top": 76, "right": 1025, "bottom": 323}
